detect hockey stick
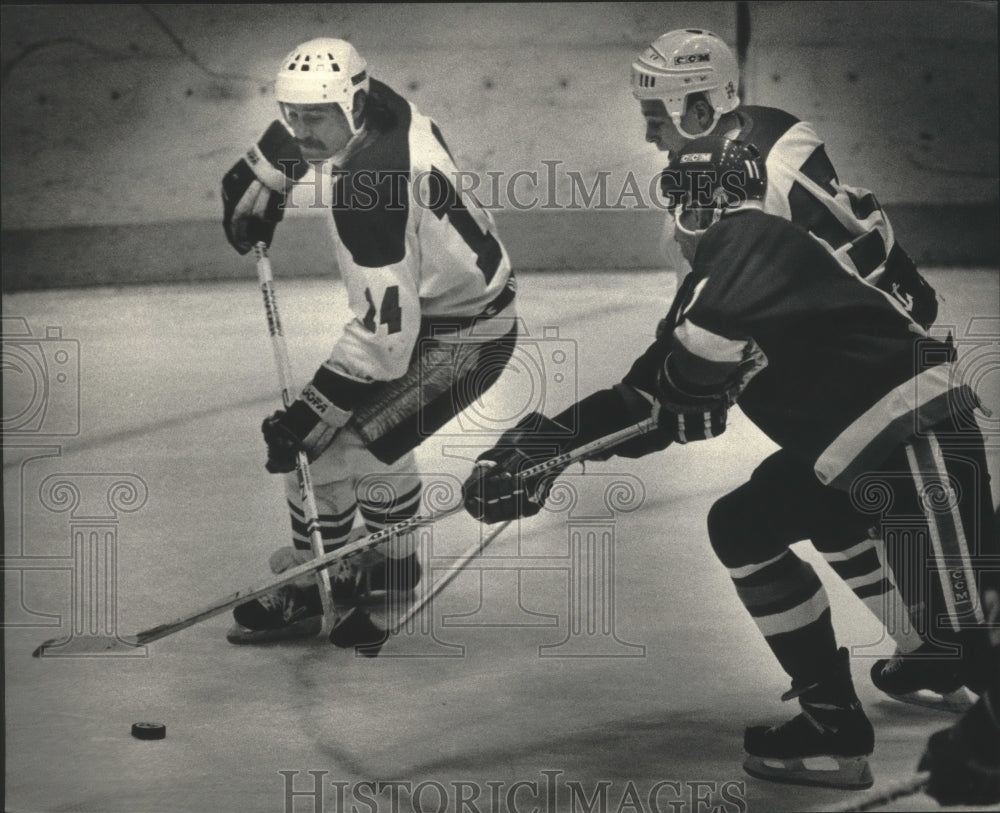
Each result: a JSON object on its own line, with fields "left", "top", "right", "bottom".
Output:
{"left": 823, "top": 771, "right": 928, "bottom": 812}
{"left": 392, "top": 519, "right": 512, "bottom": 635}
{"left": 255, "top": 242, "right": 338, "bottom": 638}
{"left": 335, "top": 416, "right": 663, "bottom": 653}
{"left": 329, "top": 518, "right": 515, "bottom": 656}
{"left": 32, "top": 417, "right": 657, "bottom": 656}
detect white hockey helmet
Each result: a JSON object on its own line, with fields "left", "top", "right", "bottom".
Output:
{"left": 275, "top": 38, "right": 370, "bottom": 134}
{"left": 630, "top": 29, "right": 740, "bottom": 138}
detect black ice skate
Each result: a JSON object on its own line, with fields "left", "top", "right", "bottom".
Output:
{"left": 871, "top": 642, "right": 976, "bottom": 713}
{"left": 326, "top": 553, "right": 423, "bottom": 654}
{"left": 226, "top": 584, "right": 325, "bottom": 644}
{"left": 743, "top": 649, "right": 875, "bottom": 790}
{"left": 226, "top": 552, "right": 422, "bottom": 645}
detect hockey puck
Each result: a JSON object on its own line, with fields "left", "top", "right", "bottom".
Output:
{"left": 131, "top": 722, "right": 166, "bottom": 740}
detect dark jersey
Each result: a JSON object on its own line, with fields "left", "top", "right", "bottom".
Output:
{"left": 625, "top": 208, "right": 972, "bottom": 490}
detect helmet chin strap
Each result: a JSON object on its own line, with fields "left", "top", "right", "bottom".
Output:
{"left": 328, "top": 128, "right": 368, "bottom": 167}
{"left": 674, "top": 196, "right": 764, "bottom": 238}
{"left": 673, "top": 199, "right": 726, "bottom": 238}
{"left": 344, "top": 102, "right": 365, "bottom": 137}
{"left": 670, "top": 110, "right": 722, "bottom": 141}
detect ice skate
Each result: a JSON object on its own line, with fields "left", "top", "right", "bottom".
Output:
{"left": 227, "top": 529, "right": 421, "bottom": 645}
{"left": 226, "top": 584, "right": 325, "bottom": 644}
{"left": 871, "top": 643, "right": 977, "bottom": 713}
{"left": 743, "top": 649, "right": 875, "bottom": 790}
{"left": 325, "top": 552, "right": 422, "bottom": 652}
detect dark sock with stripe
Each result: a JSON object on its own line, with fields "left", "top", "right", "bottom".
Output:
{"left": 729, "top": 550, "right": 840, "bottom": 687}
{"left": 820, "top": 537, "right": 924, "bottom": 654}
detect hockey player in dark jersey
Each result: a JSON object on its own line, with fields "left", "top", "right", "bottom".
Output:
{"left": 219, "top": 38, "right": 518, "bottom": 645}
{"left": 630, "top": 28, "right": 970, "bottom": 709}
{"left": 461, "top": 136, "right": 997, "bottom": 789}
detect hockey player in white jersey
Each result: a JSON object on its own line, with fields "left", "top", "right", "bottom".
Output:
{"left": 220, "top": 38, "right": 518, "bottom": 645}
{"left": 630, "top": 28, "right": 978, "bottom": 708}
{"left": 631, "top": 29, "right": 936, "bottom": 327}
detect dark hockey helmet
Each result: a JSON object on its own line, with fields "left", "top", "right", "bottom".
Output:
{"left": 660, "top": 135, "right": 766, "bottom": 215}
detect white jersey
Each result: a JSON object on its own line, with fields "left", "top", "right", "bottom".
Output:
{"left": 318, "top": 79, "right": 514, "bottom": 406}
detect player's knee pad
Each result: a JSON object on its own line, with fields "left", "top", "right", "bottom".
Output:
{"left": 707, "top": 491, "right": 753, "bottom": 567}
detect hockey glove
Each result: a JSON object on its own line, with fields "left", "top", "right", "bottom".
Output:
{"left": 222, "top": 121, "right": 309, "bottom": 255}
{"left": 462, "top": 412, "right": 573, "bottom": 524}
{"left": 261, "top": 393, "right": 351, "bottom": 473}
{"left": 918, "top": 695, "right": 1000, "bottom": 806}
{"left": 653, "top": 339, "right": 767, "bottom": 444}
{"left": 652, "top": 354, "right": 730, "bottom": 443}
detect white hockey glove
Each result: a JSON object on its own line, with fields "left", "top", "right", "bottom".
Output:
{"left": 222, "top": 121, "right": 309, "bottom": 255}
{"left": 261, "top": 387, "right": 352, "bottom": 473}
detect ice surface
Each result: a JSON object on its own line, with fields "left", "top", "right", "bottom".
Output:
{"left": 4, "top": 268, "right": 998, "bottom": 812}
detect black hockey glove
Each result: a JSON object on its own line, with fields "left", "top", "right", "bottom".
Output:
{"left": 261, "top": 410, "right": 304, "bottom": 473}
{"left": 222, "top": 121, "right": 309, "bottom": 255}
{"left": 462, "top": 412, "right": 573, "bottom": 524}
{"left": 653, "top": 354, "right": 730, "bottom": 443}
{"left": 653, "top": 340, "right": 767, "bottom": 444}
{"left": 261, "top": 393, "right": 351, "bottom": 474}
{"left": 918, "top": 695, "right": 1000, "bottom": 806}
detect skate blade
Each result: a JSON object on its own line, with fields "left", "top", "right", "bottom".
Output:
{"left": 225, "top": 616, "right": 322, "bottom": 645}
{"left": 883, "top": 686, "right": 976, "bottom": 714}
{"left": 336, "top": 586, "right": 417, "bottom": 607}
{"left": 743, "top": 753, "right": 874, "bottom": 790}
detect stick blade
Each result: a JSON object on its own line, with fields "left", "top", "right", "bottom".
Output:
{"left": 32, "top": 634, "right": 144, "bottom": 658}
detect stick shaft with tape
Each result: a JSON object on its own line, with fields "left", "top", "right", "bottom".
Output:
{"left": 255, "top": 242, "right": 338, "bottom": 637}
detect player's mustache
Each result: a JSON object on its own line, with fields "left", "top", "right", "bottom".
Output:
{"left": 297, "top": 138, "right": 327, "bottom": 150}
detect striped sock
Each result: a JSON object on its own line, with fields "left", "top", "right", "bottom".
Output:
{"left": 288, "top": 499, "right": 357, "bottom": 554}
{"left": 359, "top": 481, "right": 423, "bottom": 559}
{"left": 728, "top": 549, "right": 838, "bottom": 684}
